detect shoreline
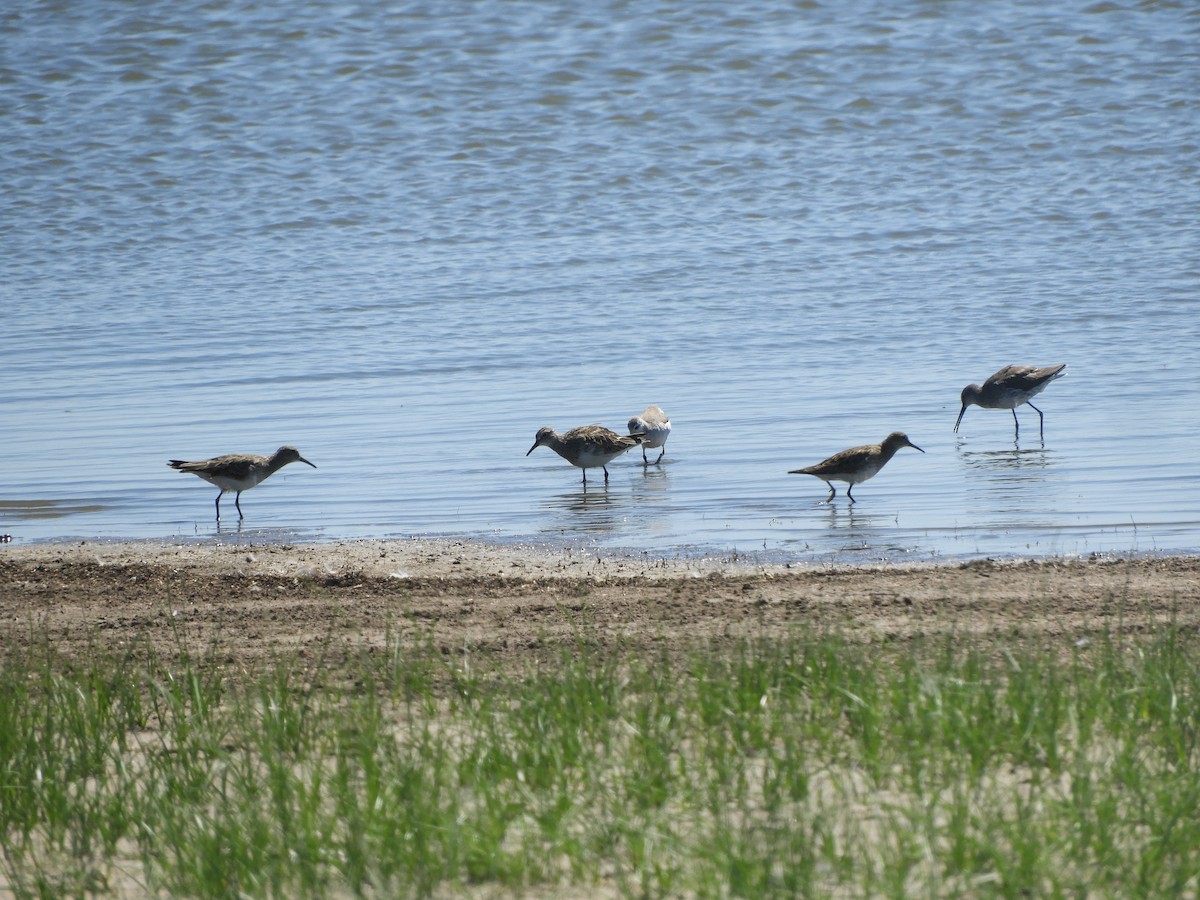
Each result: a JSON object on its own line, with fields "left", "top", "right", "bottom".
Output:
{"left": 4, "top": 538, "right": 1199, "bottom": 674}
{"left": 4, "top": 534, "right": 1195, "bottom": 578}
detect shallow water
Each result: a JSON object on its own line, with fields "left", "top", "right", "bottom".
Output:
{"left": 3, "top": 0, "right": 1198, "bottom": 563}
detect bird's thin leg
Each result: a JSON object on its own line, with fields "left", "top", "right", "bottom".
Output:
{"left": 846, "top": 484, "right": 856, "bottom": 504}
{"left": 214, "top": 492, "right": 222, "bottom": 521}
{"left": 603, "top": 465, "right": 610, "bottom": 482}
{"left": 824, "top": 484, "right": 836, "bottom": 504}
{"left": 581, "top": 468, "right": 587, "bottom": 485}
{"left": 655, "top": 446, "right": 665, "bottom": 464}
{"left": 1029, "top": 402, "right": 1045, "bottom": 440}
{"left": 641, "top": 446, "right": 648, "bottom": 464}
{"left": 235, "top": 491, "right": 244, "bottom": 520}
{"left": 1011, "top": 409, "right": 1020, "bottom": 442}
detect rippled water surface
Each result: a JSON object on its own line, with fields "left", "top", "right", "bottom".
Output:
{"left": 3, "top": 0, "right": 1198, "bottom": 562}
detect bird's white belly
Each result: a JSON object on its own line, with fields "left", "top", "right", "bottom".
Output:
{"left": 638, "top": 425, "right": 670, "bottom": 449}
{"left": 846, "top": 463, "right": 883, "bottom": 484}
{"left": 202, "top": 473, "right": 263, "bottom": 492}
{"left": 820, "top": 462, "right": 883, "bottom": 485}
{"left": 572, "top": 446, "right": 624, "bottom": 468}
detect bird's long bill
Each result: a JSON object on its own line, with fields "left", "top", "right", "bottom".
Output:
{"left": 953, "top": 404, "right": 967, "bottom": 433}
{"left": 526, "top": 442, "right": 539, "bottom": 456}
{"left": 299, "top": 456, "right": 317, "bottom": 468}
{"left": 908, "top": 440, "right": 926, "bottom": 453}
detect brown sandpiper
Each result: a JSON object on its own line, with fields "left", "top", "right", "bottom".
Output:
{"left": 168, "top": 445, "right": 316, "bottom": 520}
{"left": 526, "top": 425, "right": 643, "bottom": 484}
{"left": 789, "top": 432, "right": 924, "bottom": 503}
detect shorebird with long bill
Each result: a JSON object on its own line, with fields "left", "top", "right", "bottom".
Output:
{"left": 789, "top": 432, "right": 924, "bottom": 503}
{"left": 168, "top": 445, "right": 316, "bottom": 521}
{"left": 527, "top": 425, "right": 643, "bottom": 484}
{"left": 954, "top": 363, "right": 1066, "bottom": 441}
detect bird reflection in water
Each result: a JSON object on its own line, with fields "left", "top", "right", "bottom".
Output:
{"left": 821, "top": 501, "right": 884, "bottom": 536}
{"left": 958, "top": 445, "right": 1055, "bottom": 482}
{"left": 631, "top": 463, "right": 670, "bottom": 501}
{"left": 958, "top": 445, "right": 1061, "bottom": 517}
{"left": 540, "top": 482, "right": 630, "bottom": 536}
{"left": 215, "top": 518, "right": 245, "bottom": 536}
{"left": 799, "top": 503, "right": 915, "bottom": 561}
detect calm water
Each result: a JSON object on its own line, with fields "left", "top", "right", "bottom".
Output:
{"left": 3, "top": 0, "right": 1198, "bottom": 563}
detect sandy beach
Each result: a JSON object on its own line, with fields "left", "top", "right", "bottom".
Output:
{"left": 3, "top": 540, "right": 1197, "bottom": 675}
{"left": 3, "top": 539, "right": 1200, "bottom": 897}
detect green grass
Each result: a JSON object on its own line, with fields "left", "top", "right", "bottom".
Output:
{"left": 2, "top": 621, "right": 1199, "bottom": 898}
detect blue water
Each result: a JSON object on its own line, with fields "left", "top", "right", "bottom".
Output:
{"left": 3, "top": 0, "right": 1198, "bottom": 563}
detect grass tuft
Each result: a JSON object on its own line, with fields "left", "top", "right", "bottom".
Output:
{"left": 2, "top": 621, "right": 1199, "bottom": 896}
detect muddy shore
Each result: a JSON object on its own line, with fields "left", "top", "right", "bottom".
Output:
{"left": 3, "top": 540, "right": 1197, "bottom": 676}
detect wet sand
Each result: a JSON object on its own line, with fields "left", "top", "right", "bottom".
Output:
{"left": 3, "top": 540, "right": 1197, "bottom": 675}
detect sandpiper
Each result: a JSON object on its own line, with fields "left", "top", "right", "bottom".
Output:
{"left": 954, "top": 364, "right": 1066, "bottom": 441}
{"left": 167, "top": 445, "right": 316, "bottom": 520}
{"left": 789, "top": 432, "right": 924, "bottom": 503}
{"left": 526, "top": 425, "right": 643, "bottom": 484}
{"left": 627, "top": 405, "right": 671, "bottom": 464}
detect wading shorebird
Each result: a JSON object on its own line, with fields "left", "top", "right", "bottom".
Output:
{"left": 627, "top": 405, "right": 672, "bottom": 464}
{"left": 167, "top": 445, "right": 316, "bottom": 520}
{"left": 526, "top": 425, "right": 643, "bottom": 484}
{"left": 954, "top": 363, "right": 1067, "bottom": 441}
{"left": 789, "top": 432, "right": 924, "bottom": 503}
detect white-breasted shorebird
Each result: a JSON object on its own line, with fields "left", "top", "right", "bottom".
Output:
{"left": 954, "top": 364, "right": 1066, "bottom": 441}
{"left": 627, "top": 405, "right": 671, "bottom": 464}
{"left": 526, "top": 425, "right": 643, "bottom": 484}
{"left": 789, "top": 432, "right": 924, "bottom": 503}
{"left": 167, "top": 445, "right": 316, "bottom": 520}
